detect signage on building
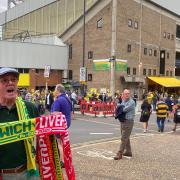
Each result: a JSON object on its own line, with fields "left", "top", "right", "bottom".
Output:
{"left": 80, "top": 67, "right": 86, "bottom": 83}
{"left": 44, "top": 65, "right": 51, "bottom": 78}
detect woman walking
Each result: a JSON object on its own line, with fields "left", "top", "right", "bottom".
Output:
{"left": 172, "top": 103, "right": 180, "bottom": 131}
{"left": 140, "top": 99, "right": 152, "bottom": 133}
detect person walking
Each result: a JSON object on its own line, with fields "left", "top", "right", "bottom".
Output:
{"left": 156, "top": 98, "right": 168, "bottom": 132}
{"left": 51, "top": 84, "right": 72, "bottom": 128}
{"left": 172, "top": 102, "right": 180, "bottom": 131}
{"left": 165, "top": 95, "right": 173, "bottom": 122}
{"left": 51, "top": 84, "right": 73, "bottom": 168}
{"left": 0, "top": 67, "right": 40, "bottom": 180}
{"left": 114, "top": 89, "right": 135, "bottom": 160}
{"left": 45, "top": 90, "right": 54, "bottom": 112}
{"left": 70, "top": 90, "right": 78, "bottom": 114}
{"left": 140, "top": 99, "right": 152, "bottom": 133}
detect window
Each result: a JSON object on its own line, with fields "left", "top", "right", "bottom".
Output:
{"left": 24, "top": 69, "right": 29, "bottom": 73}
{"left": 170, "top": 71, "right": 173, "bottom": 76}
{"left": 88, "top": 51, "right": 93, "bottom": 59}
{"left": 166, "top": 70, "right": 169, "bottom": 76}
{"left": 149, "top": 49, "right": 152, "bottom": 56}
{"left": 143, "top": 69, "right": 146, "bottom": 75}
{"left": 154, "top": 50, "right": 157, "bottom": 56}
{"left": 127, "top": 67, "right": 130, "bottom": 75}
{"left": 134, "top": 21, "right": 138, "bottom": 29}
{"left": 18, "top": 68, "right": 29, "bottom": 73}
{"left": 127, "top": 44, "right": 131, "bottom": 52}
{"left": 148, "top": 69, "right": 151, "bottom": 76}
{"left": 97, "top": 18, "right": 103, "bottom": 28}
{"left": 68, "top": 70, "right": 73, "bottom": 80}
{"left": 144, "top": 48, "right": 147, "bottom": 55}
{"left": 128, "top": 19, "right": 132, "bottom": 27}
{"left": 167, "top": 33, "right": 170, "bottom": 39}
{"left": 69, "top": 44, "right": 72, "bottom": 59}
{"left": 133, "top": 68, "right": 136, "bottom": 75}
{"left": 153, "top": 69, "right": 156, "bottom": 76}
{"left": 18, "top": 68, "right": 23, "bottom": 73}
{"left": 35, "top": 69, "right": 39, "bottom": 74}
{"left": 88, "top": 74, "right": 92, "bottom": 81}
{"left": 171, "top": 34, "right": 174, "bottom": 40}
{"left": 167, "top": 52, "right": 169, "bottom": 59}
{"left": 163, "top": 32, "right": 166, "bottom": 38}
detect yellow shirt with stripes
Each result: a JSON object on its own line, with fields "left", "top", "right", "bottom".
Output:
{"left": 156, "top": 102, "right": 168, "bottom": 118}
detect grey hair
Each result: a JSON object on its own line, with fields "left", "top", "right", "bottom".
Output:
{"left": 55, "top": 84, "right": 65, "bottom": 93}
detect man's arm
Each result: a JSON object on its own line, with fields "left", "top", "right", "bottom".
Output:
{"left": 123, "top": 100, "right": 135, "bottom": 112}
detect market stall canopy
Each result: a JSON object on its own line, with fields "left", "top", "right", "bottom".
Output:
{"left": 148, "top": 77, "right": 180, "bottom": 87}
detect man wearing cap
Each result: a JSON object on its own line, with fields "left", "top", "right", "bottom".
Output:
{"left": 0, "top": 68, "right": 40, "bottom": 179}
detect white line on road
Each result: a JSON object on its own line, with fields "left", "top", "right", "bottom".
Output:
{"left": 76, "top": 118, "right": 157, "bottom": 132}
{"left": 72, "top": 128, "right": 180, "bottom": 150}
{"left": 89, "top": 133, "right": 114, "bottom": 135}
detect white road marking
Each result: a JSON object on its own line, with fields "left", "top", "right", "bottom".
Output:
{"left": 77, "top": 118, "right": 158, "bottom": 132}
{"left": 90, "top": 132, "right": 114, "bottom": 135}
{"left": 72, "top": 128, "right": 180, "bottom": 150}
{"left": 77, "top": 149, "right": 115, "bottom": 160}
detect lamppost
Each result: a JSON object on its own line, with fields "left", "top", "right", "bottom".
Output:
{"left": 110, "top": 0, "right": 117, "bottom": 98}
{"left": 138, "top": 62, "right": 142, "bottom": 99}
{"left": 81, "top": 0, "right": 86, "bottom": 96}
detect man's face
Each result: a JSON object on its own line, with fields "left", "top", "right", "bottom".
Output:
{"left": 0, "top": 73, "right": 18, "bottom": 101}
{"left": 123, "top": 89, "right": 130, "bottom": 100}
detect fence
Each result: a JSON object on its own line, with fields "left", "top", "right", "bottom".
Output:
{"left": 80, "top": 100, "right": 116, "bottom": 117}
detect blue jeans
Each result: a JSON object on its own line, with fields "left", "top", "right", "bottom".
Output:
{"left": 157, "top": 117, "right": 166, "bottom": 132}
{"left": 1, "top": 170, "right": 40, "bottom": 180}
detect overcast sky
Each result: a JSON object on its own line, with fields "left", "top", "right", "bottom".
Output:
{"left": 0, "top": 0, "right": 180, "bottom": 15}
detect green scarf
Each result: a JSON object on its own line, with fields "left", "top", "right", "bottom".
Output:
{"left": 16, "top": 97, "right": 39, "bottom": 177}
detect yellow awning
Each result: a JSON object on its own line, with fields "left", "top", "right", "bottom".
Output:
{"left": 148, "top": 77, "right": 180, "bottom": 88}
{"left": 18, "top": 73, "right": 30, "bottom": 87}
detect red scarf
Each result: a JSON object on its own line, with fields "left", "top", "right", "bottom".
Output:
{"left": 36, "top": 114, "right": 75, "bottom": 180}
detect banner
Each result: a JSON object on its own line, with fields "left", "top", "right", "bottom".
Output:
{"left": 93, "top": 59, "right": 127, "bottom": 71}
{"left": 93, "top": 60, "right": 110, "bottom": 71}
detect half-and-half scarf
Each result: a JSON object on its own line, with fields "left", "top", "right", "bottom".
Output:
{"left": 16, "top": 97, "right": 39, "bottom": 177}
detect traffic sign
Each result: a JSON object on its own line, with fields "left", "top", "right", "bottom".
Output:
{"left": 44, "top": 65, "right": 51, "bottom": 78}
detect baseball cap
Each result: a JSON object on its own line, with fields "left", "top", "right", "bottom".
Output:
{"left": 0, "top": 67, "right": 19, "bottom": 77}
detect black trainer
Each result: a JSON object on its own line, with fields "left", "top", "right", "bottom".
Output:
{"left": 123, "top": 152, "right": 132, "bottom": 157}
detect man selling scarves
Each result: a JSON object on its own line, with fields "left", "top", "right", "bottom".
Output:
{"left": 0, "top": 67, "right": 40, "bottom": 180}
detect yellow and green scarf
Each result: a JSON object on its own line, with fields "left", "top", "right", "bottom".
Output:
{"left": 16, "top": 97, "right": 39, "bottom": 177}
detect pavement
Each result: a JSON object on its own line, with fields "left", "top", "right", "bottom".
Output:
{"left": 71, "top": 130, "right": 180, "bottom": 180}
{"left": 70, "top": 101, "right": 180, "bottom": 180}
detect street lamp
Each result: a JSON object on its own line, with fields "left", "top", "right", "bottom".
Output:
{"left": 110, "top": 0, "right": 117, "bottom": 98}
{"left": 81, "top": 0, "right": 86, "bottom": 96}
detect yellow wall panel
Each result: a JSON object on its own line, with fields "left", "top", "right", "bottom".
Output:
{"left": 57, "top": 0, "right": 66, "bottom": 34}
{"left": 66, "top": 0, "right": 74, "bottom": 27}
{"left": 4, "top": 0, "right": 97, "bottom": 38}
{"left": 49, "top": 3, "right": 57, "bottom": 34}
{"left": 43, "top": 6, "right": 50, "bottom": 34}
{"left": 75, "top": 0, "right": 83, "bottom": 19}
{"left": 35, "top": 9, "right": 43, "bottom": 35}
{"left": 18, "top": 73, "right": 30, "bottom": 87}
{"left": 29, "top": 12, "right": 36, "bottom": 35}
